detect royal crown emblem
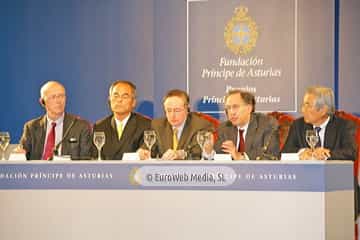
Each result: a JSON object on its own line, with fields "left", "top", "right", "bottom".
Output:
{"left": 224, "top": 6, "right": 258, "bottom": 56}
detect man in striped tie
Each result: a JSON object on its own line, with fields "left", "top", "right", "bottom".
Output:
{"left": 282, "top": 86, "right": 357, "bottom": 161}
{"left": 138, "top": 89, "right": 214, "bottom": 160}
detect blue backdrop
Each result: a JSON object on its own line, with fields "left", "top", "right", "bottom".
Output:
{"left": 1, "top": 0, "right": 359, "bottom": 143}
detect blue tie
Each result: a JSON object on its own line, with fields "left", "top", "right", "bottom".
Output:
{"left": 314, "top": 127, "right": 321, "bottom": 148}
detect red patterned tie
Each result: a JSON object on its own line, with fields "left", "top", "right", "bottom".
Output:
{"left": 42, "top": 122, "right": 56, "bottom": 160}
{"left": 237, "top": 129, "right": 245, "bottom": 153}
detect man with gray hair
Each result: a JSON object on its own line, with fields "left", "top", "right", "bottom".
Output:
{"left": 282, "top": 86, "right": 357, "bottom": 160}
{"left": 19, "top": 80, "right": 92, "bottom": 160}
{"left": 92, "top": 80, "right": 151, "bottom": 160}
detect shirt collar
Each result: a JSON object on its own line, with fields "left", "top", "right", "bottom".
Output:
{"left": 173, "top": 117, "right": 187, "bottom": 138}
{"left": 237, "top": 122, "right": 249, "bottom": 132}
{"left": 315, "top": 116, "right": 330, "bottom": 130}
{"left": 46, "top": 113, "right": 65, "bottom": 126}
{"left": 114, "top": 112, "right": 131, "bottom": 128}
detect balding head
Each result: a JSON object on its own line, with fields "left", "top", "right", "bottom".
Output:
{"left": 39, "top": 80, "right": 67, "bottom": 120}
{"left": 40, "top": 81, "right": 66, "bottom": 99}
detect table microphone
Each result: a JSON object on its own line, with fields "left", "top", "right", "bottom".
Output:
{"left": 256, "top": 126, "right": 278, "bottom": 160}
{"left": 52, "top": 119, "right": 77, "bottom": 158}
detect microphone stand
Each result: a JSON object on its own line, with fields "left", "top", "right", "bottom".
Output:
{"left": 256, "top": 126, "right": 279, "bottom": 160}
{"left": 51, "top": 119, "right": 76, "bottom": 160}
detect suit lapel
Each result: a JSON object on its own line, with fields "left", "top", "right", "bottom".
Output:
{"left": 61, "top": 114, "right": 71, "bottom": 150}
{"left": 178, "top": 116, "right": 192, "bottom": 149}
{"left": 162, "top": 122, "right": 174, "bottom": 151}
{"left": 324, "top": 116, "right": 337, "bottom": 149}
{"left": 107, "top": 116, "right": 122, "bottom": 157}
{"left": 37, "top": 116, "right": 47, "bottom": 157}
{"left": 116, "top": 114, "right": 137, "bottom": 154}
{"left": 245, "top": 115, "right": 257, "bottom": 151}
{"left": 109, "top": 113, "right": 143, "bottom": 157}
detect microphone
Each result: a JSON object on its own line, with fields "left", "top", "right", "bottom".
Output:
{"left": 185, "top": 142, "right": 198, "bottom": 160}
{"left": 52, "top": 119, "right": 77, "bottom": 158}
{"left": 256, "top": 126, "right": 278, "bottom": 160}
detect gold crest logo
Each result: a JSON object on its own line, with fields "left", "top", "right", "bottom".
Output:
{"left": 129, "top": 167, "right": 141, "bottom": 185}
{"left": 224, "top": 6, "right": 258, "bottom": 55}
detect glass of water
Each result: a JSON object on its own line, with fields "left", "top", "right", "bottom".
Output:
{"left": 305, "top": 130, "right": 319, "bottom": 160}
{"left": 0, "top": 132, "right": 11, "bottom": 160}
{"left": 196, "top": 130, "right": 212, "bottom": 160}
{"left": 93, "top": 131, "right": 105, "bottom": 161}
{"left": 144, "top": 130, "right": 156, "bottom": 160}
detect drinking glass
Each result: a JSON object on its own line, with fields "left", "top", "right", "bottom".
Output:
{"left": 0, "top": 132, "right": 11, "bottom": 160}
{"left": 93, "top": 131, "right": 105, "bottom": 161}
{"left": 144, "top": 130, "right": 156, "bottom": 159}
{"left": 196, "top": 130, "right": 212, "bottom": 160}
{"left": 305, "top": 130, "right": 319, "bottom": 160}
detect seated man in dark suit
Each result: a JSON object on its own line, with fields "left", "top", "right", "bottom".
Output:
{"left": 138, "top": 89, "right": 213, "bottom": 160}
{"left": 19, "top": 81, "right": 92, "bottom": 160}
{"left": 206, "top": 89, "right": 279, "bottom": 160}
{"left": 282, "top": 86, "right": 357, "bottom": 160}
{"left": 92, "top": 80, "right": 151, "bottom": 160}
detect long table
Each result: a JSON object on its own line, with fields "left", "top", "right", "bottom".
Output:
{"left": 0, "top": 160, "right": 354, "bottom": 240}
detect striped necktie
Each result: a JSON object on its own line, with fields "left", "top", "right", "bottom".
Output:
{"left": 117, "top": 121, "right": 123, "bottom": 140}
{"left": 172, "top": 128, "right": 178, "bottom": 150}
{"left": 314, "top": 126, "right": 321, "bottom": 147}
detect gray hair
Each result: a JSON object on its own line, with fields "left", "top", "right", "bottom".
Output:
{"left": 108, "top": 80, "right": 137, "bottom": 98}
{"left": 40, "top": 80, "right": 65, "bottom": 99}
{"left": 306, "top": 86, "right": 335, "bottom": 115}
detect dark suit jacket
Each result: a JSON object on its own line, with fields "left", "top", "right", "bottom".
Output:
{"left": 214, "top": 113, "right": 280, "bottom": 160}
{"left": 282, "top": 115, "right": 357, "bottom": 160}
{"left": 20, "top": 113, "right": 92, "bottom": 160}
{"left": 150, "top": 112, "right": 214, "bottom": 160}
{"left": 92, "top": 112, "right": 151, "bottom": 160}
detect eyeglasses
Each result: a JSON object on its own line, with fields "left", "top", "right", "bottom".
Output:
{"left": 301, "top": 102, "right": 316, "bottom": 109}
{"left": 165, "top": 108, "right": 186, "bottom": 114}
{"left": 111, "top": 93, "right": 133, "bottom": 101}
{"left": 224, "top": 104, "right": 246, "bottom": 112}
{"left": 46, "top": 94, "right": 66, "bottom": 101}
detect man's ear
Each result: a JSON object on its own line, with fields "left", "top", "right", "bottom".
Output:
{"left": 132, "top": 98, "right": 137, "bottom": 109}
{"left": 107, "top": 97, "right": 112, "bottom": 111}
{"left": 39, "top": 98, "right": 45, "bottom": 107}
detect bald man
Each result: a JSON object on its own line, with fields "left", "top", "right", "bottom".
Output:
{"left": 19, "top": 80, "right": 92, "bottom": 160}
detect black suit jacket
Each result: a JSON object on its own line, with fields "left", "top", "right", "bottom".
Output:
{"left": 92, "top": 112, "right": 151, "bottom": 160}
{"left": 282, "top": 115, "right": 357, "bottom": 160}
{"left": 150, "top": 112, "right": 214, "bottom": 159}
{"left": 20, "top": 113, "right": 92, "bottom": 160}
{"left": 214, "top": 113, "right": 280, "bottom": 160}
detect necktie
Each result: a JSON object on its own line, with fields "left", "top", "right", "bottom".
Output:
{"left": 42, "top": 122, "right": 56, "bottom": 160}
{"left": 117, "top": 121, "right": 123, "bottom": 140}
{"left": 314, "top": 127, "right": 322, "bottom": 147}
{"left": 237, "top": 129, "right": 245, "bottom": 153}
{"left": 173, "top": 128, "right": 178, "bottom": 150}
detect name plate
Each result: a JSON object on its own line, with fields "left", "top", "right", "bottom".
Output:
{"left": 0, "top": 162, "right": 353, "bottom": 192}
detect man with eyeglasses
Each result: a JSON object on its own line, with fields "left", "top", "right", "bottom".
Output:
{"left": 19, "top": 80, "right": 92, "bottom": 160}
{"left": 138, "top": 89, "right": 213, "bottom": 160}
{"left": 282, "top": 86, "right": 357, "bottom": 160}
{"left": 92, "top": 80, "right": 151, "bottom": 160}
{"left": 207, "top": 89, "right": 280, "bottom": 160}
